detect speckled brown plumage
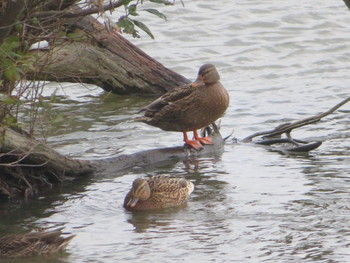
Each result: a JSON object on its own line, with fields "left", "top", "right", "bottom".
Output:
{"left": 136, "top": 64, "right": 229, "bottom": 149}
{"left": 123, "top": 175, "right": 194, "bottom": 211}
{"left": 0, "top": 228, "right": 75, "bottom": 259}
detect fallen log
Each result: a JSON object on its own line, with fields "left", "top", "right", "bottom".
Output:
{"left": 28, "top": 5, "right": 190, "bottom": 95}
{"left": 95, "top": 125, "right": 225, "bottom": 175}
{"left": 0, "top": 123, "right": 225, "bottom": 199}
{"left": 0, "top": 125, "right": 95, "bottom": 199}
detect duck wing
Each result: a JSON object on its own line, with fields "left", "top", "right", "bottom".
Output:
{"left": 139, "top": 84, "right": 198, "bottom": 116}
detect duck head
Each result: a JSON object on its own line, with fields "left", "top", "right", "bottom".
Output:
{"left": 126, "top": 178, "right": 151, "bottom": 208}
{"left": 191, "top": 64, "right": 220, "bottom": 87}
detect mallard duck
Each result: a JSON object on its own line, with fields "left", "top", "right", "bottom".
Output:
{"left": 0, "top": 228, "right": 75, "bottom": 258}
{"left": 123, "top": 175, "right": 194, "bottom": 211}
{"left": 136, "top": 64, "right": 230, "bottom": 150}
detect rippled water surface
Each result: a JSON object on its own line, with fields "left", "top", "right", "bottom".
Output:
{"left": 1, "top": 0, "right": 350, "bottom": 262}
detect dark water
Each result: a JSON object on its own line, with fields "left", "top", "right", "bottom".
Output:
{"left": 1, "top": 0, "right": 350, "bottom": 262}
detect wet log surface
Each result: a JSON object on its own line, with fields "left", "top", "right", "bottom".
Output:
{"left": 0, "top": 125, "right": 96, "bottom": 199}
{"left": 94, "top": 129, "right": 225, "bottom": 175}
{"left": 0, "top": 126, "right": 95, "bottom": 176}
{"left": 0, "top": 125, "right": 225, "bottom": 199}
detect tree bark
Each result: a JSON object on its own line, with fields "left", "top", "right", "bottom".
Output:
{"left": 28, "top": 6, "right": 190, "bottom": 95}
{"left": 0, "top": 126, "right": 95, "bottom": 175}
{"left": 0, "top": 125, "right": 95, "bottom": 199}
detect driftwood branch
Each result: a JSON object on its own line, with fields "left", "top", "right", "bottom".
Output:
{"left": 243, "top": 96, "right": 350, "bottom": 143}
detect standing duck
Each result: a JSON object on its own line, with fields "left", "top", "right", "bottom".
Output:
{"left": 0, "top": 228, "right": 75, "bottom": 258}
{"left": 136, "top": 64, "right": 230, "bottom": 150}
{"left": 123, "top": 175, "right": 194, "bottom": 211}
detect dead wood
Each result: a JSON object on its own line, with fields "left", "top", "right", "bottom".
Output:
{"left": 0, "top": 124, "right": 225, "bottom": 199}
{"left": 28, "top": 5, "right": 190, "bottom": 95}
{"left": 94, "top": 125, "right": 225, "bottom": 175}
{"left": 243, "top": 96, "right": 350, "bottom": 143}
{"left": 0, "top": 125, "right": 95, "bottom": 199}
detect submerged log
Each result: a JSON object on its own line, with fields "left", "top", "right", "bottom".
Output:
{"left": 0, "top": 123, "right": 225, "bottom": 199}
{"left": 95, "top": 125, "right": 225, "bottom": 175}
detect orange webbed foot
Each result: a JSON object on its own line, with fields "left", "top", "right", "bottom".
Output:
{"left": 196, "top": 136, "right": 213, "bottom": 145}
{"left": 193, "top": 130, "right": 214, "bottom": 145}
{"left": 185, "top": 139, "right": 203, "bottom": 150}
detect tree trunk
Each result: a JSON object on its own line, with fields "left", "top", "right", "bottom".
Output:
{"left": 0, "top": 125, "right": 95, "bottom": 199}
{"left": 28, "top": 6, "right": 190, "bottom": 95}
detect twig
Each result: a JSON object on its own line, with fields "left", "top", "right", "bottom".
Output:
{"left": 243, "top": 95, "right": 350, "bottom": 142}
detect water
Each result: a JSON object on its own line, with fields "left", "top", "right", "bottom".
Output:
{"left": 1, "top": 0, "right": 350, "bottom": 262}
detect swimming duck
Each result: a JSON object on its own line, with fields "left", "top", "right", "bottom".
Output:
{"left": 0, "top": 228, "right": 75, "bottom": 258}
{"left": 123, "top": 175, "right": 194, "bottom": 211}
{"left": 136, "top": 64, "right": 230, "bottom": 150}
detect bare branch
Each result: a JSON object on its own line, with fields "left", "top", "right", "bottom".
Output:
{"left": 243, "top": 95, "right": 350, "bottom": 142}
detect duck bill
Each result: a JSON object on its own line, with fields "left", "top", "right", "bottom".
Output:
{"left": 191, "top": 76, "right": 205, "bottom": 88}
{"left": 127, "top": 197, "right": 139, "bottom": 208}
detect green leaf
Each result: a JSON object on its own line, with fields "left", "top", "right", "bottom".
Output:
{"left": 144, "top": 8, "right": 167, "bottom": 20}
{"left": 117, "top": 17, "right": 135, "bottom": 34}
{"left": 31, "top": 17, "right": 39, "bottom": 25}
{"left": 39, "top": 100, "right": 50, "bottom": 109}
{"left": 51, "top": 113, "right": 65, "bottom": 124}
{"left": 131, "top": 19, "right": 154, "bottom": 39}
{"left": 67, "top": 32, "right": 83, "bottom": 41}
{"left": 1, "top": 58, "right": 14, "bottom": 68}
{"left": 129, "top": 4, "right": 139, "bottom": 16}
{"left": 121, "top": 0, "right": 132, "bottom": 5}
{"left": 14, "top": 24, "right": 23, "bottom": 32}
{"left": 50, "top": 89, "right": 58, "bottom": 103}
{"left": 3, "top": 67, "right": 21, "bottom": 81}
{"left": 149, "top": 0, "right": 173, "bottom": 5}
{"left": 5, "top": 115, "right": 17, "bottom": 126}
{"left": 0, "top": 36, "right": 21, "bottom": 53}
{"left": 2, "top": 96, "right": 19, "bottom": 105}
